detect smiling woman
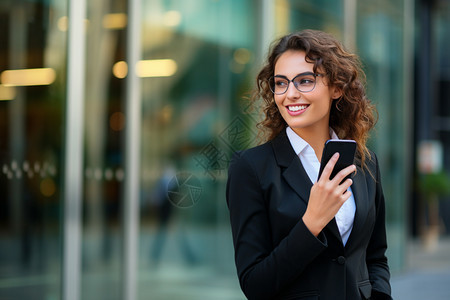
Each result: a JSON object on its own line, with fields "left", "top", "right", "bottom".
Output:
{"left": 226, "top": 30, "right": 392, "bottom": 300}
{"left": 271, "top": 50, "right": 342, "bottom": 155}
{"left": 254, "top": 30, "right": 376, "bottom": 168}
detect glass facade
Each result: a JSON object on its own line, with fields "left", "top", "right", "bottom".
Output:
{"left": 80, "top": 0, "right": 128, "bottom": 299}
{"left": 137, "top": 1, "right": 258, "bottom": 299}
{"left": 0, "top": 0, "right": 67, "bottom": 299}
{"left": 355, "top": 0, "right": 410, "bottom": 272}
{"left": 0, "top": 0, "right": 415, "bottom": 299}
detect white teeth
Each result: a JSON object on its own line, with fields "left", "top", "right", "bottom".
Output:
{"left": 288, "top": 105, "right": 308, "bottom": 112}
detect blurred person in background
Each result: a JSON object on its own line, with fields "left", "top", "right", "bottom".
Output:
{"left": 148, "top": 162, "right": 198, "bottom": 267}
{"left": 226, "top": 30, "right": 392, "bottom": 300}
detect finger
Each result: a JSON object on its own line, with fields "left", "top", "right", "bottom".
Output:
{"left": 319, "top": 152, "right": 339, "bottom": 181}
{"left": 341, "top": 189, "right": 353, "bottom": 202}
{"left": 338, "top": 178, "right": 353, "bottom": 194}
{"left": 336, "top": 178, "right": 353, "bottom": 194}
{"left": 331, "top": 164, "right": 356, "bottom": 186}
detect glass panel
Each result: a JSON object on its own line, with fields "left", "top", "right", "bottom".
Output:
{"left": 80, "top": 0, "right": 127, "bottom": 299}
{"left": 0, "top": 0, "right": 67, "bottom": 299}
{"left": 277, "top": 0, "right": 344, "bottom": 37}
{"left": 434, "top": 0, "right": 450, "bottom": 234}
{"left": 138, "top": 0, "right": 258, "bottom": 299}
{"left": 356, "top": 0, "right": 407, "bottom": 272}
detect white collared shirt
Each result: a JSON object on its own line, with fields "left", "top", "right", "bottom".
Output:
{"left": 286, "top": 127, "right": 356, "bottom": 245}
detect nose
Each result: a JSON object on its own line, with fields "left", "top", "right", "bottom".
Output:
{"left": 285, "top": 81, "right": 301, "bottom": 99}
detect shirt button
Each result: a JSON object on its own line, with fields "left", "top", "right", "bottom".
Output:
{"left": 337, "top": 256, "right": 346, "bottom": 265}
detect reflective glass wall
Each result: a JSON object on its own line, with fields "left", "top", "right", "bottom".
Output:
{"left": 81, "top": 0, "right": 128, "bottom": 299}
{"left": 0, "top": 0, "right": 67, "bottom": 299}
{"left": 0, "top": 1, "right": 412, "bottom": 299}
{"left": 356, "top": 0, "right": 411, "bottom": 272}
{"left": 137, "top": 1, "right": 259, "bottom": 298}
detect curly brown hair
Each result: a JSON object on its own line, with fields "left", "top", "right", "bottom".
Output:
{"left": 252, "top": 29, "right": 377, "bottom": 169}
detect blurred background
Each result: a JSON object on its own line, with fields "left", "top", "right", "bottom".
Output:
{"left": 0, "top": 0, "right": 449, "bottom": 299}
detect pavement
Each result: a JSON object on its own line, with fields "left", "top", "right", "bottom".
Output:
{"left": 391, "top": 237, "right": 450, "bottom": 300}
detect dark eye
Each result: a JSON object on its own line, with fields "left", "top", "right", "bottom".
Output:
{"left": 297, "top": 76, "right": 315, "bottom": 85}
{"left": 274, "top": 79, "right": 288, "bottom": 87}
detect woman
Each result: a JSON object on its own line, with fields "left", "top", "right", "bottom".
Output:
{"left": 226, "top": 30, "right": 392, "bottom": 300}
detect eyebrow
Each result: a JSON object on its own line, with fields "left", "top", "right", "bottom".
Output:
{"left": 273, "top": 71, "right": 316, "bottom": 79}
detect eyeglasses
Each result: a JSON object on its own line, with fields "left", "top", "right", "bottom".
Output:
{"left": 269, "top": 72, "right": 324, "bottom": 95}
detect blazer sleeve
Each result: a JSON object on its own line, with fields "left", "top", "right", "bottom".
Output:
{"left": 366, "top": 153, "right": 392, "bottom": 300}
{"left": 226, "top": 152, "right": 328, "bottom": 300}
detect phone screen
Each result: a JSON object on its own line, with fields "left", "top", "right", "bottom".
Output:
{"left": 318, "top": 139, "right": 356, "bottom": 181}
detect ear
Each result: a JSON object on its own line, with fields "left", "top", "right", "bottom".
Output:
{"left": 331, "top": 86, "right": 342, "bottom": 100}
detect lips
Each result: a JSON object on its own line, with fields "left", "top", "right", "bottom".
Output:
{"left": 287, "top": 104, "right": 309, "bottom": 112}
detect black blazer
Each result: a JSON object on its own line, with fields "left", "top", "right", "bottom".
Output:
{"left": 226, "top": 130, "right": 392, "bottom": 300}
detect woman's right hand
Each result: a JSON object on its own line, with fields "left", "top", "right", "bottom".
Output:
{"left": 302, "top": 153, "right": 356, "bottom": 237}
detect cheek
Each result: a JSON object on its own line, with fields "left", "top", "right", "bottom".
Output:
{"left": 274, "top": 95, "right": 284, "bottom": 108}
{"left": 315, "top": 94, "right": 333, "bottom": 109}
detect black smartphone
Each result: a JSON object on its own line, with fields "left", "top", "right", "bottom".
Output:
{"left": 318, "top": 139, "right": 357, "bottom": 181}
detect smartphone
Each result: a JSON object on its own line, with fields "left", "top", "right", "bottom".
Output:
{"left": 318, "top": 139, "right": 356, "bottom": 181}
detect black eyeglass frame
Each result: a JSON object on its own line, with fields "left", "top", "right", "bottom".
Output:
{"left": 268, "top": 72, "right": 324, "bottom": 95}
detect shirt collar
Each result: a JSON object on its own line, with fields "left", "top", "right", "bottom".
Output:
{"left": 286, "top": 126, "right": 339, "bottom": 156}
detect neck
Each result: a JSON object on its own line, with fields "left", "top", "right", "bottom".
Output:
{"left": 292, "top": 125, "right": 331, "bottom": 161}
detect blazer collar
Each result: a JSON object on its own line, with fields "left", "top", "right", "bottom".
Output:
{"left": 271, "top": 129, "right": 298, "bottom": 168}
{"left": 271, "top": 129, "right": 313, "bottom": 205}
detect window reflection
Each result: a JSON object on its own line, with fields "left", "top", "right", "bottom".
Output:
{"left": 356, "top": 0, "right": 406, "bottom": 271}
{"left": 0, "top": 0, "right": 67, "bottom": 299}
{"left": 1, "top": 68, "right": 56, "bottom": 86}
{"left": 138, "top": 1, "right": 257, "bottom": 298}
{"left": 80, "top": 0, "right": 128, "bottom": 299}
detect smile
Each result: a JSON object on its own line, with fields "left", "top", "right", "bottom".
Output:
{"left": 287, "top": 104, "right": 308, "bottom": 112}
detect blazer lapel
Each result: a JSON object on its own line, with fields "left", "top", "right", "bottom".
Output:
{"left": 323, "top": 166, "right": 371, "bottom": 246}
{"left": 271, "top": 130, "right": 313, "bottom": 205}
{"left": 345, "top": 164, "right": 369, "bottom": 247}
{"left": 283, "top": 161, "right": 313, "bottom": 205}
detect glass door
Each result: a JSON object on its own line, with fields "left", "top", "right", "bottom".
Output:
{"left": 0, "top": 0, "right": 68, "bottom": 299}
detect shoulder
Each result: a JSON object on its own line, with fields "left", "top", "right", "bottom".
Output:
{"left": 226, "top": 142, "right": 276, "bottom": 202}
{"left": 366, "top": 149, "right": 382, "bottom": 174}
{"left": 229, "top": 140, "right": 275, "bottom": 173}
{"left": 234, "top": 140, "right": 273, "bottom": 161}
{"left": 228, "top": 129, "right": 293, "bottom": 179}
{"left": 355, "top": 148, "right": 379, "bottom": 172}
{"left": 358, "top": 149, "right": 383, "bottom": 188}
